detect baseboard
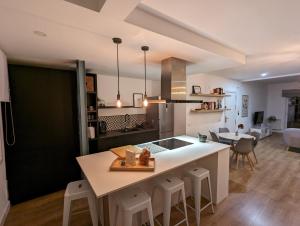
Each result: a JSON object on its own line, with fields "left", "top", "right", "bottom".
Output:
{"left": 0, "top": 201, "right": 10, "bottom": 226}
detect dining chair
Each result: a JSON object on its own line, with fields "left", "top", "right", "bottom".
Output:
{"left": 210, "top": 131, "right": 232, "bottom": 145}
{"left": 250, "top": 131, "right": 260, "bottom": 163}
{"left": 209, "top": 131, "right": 220, "bottom": 142}
{"left": 232, "top": 138, "right": 255, "bottom": 170}
{"left": 219, "top": 127, "right": 230, "bottom": 133}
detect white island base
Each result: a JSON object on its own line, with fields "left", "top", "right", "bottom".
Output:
{"left": 77, "top": 136, "right": 230, "bottom": 226}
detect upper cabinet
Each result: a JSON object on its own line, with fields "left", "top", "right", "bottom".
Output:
{"left": 0, "top": 49, "right": 9, "bottom": 102}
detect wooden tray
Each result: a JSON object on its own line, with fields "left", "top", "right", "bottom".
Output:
{"left": 110, "top": 145, "right": 142, "bottom": 158}
{"left": 110, "top": 157, "right": 155, "bottom": 171}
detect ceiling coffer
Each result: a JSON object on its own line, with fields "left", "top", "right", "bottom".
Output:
{"left": 64, "top": 0, "right": 106, "bottom": 12}
{"left": 161, "top": 57, "right": 202, "bottom": 103}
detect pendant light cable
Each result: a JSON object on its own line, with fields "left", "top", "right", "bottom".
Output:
{"left": 144, "top": 49, "right": 146, "bottom": 96}
{"left": 141, "top": 46, "right": 149, "bottom": 107}
{"left": 117, "top": 42, "right": 120, "bottom": 96}
{"left": 113, "top": 37, "right": 122, "bottom": 107}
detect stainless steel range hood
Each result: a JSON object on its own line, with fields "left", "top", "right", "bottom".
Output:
{"left": 161, "top": 57, "right": 202, "bottom": 103}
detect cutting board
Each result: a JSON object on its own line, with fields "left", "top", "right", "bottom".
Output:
{"left": 110, "top": 145, "right": 142, "bottom": 158}
{"left": 110, "top": 157, "right": 155, "bottom": 171}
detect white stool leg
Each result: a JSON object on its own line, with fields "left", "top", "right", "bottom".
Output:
{"left": 207, "top": 175, "right": 215, "bottom": 213}
{"left": 193, "top": 179, "right": 201, "bottom": 226}
{"left": 137, "top": 211, "right": 142, "bottom": 226}
{"left": 123, "top": 210, "right": 133, "bottom": 226}
{"left": 180, "top": 186, "right": 189, "bottom": 226}
{"left": 62, "top": 197, "right": 71, "bottom": 226}
{"left": 146, "top": 202, "right": 155, "bottom": 226}
{"left": 163, "top": 191, "right": 172, "bottom": 226}
{"left": 87, "top": 194, "right": 98, "bottom": 226}
{"left": 113, "top": 205, "right": 119, "bottom": 226}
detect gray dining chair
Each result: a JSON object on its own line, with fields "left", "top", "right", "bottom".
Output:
{"left": 209, "top": 131, "right": 220, "bottom": 142}
{"left": 250, "top": 131, "right": 260, "bottom": 163}
{"left": 219, "top": 127, "right": 230, "bottom": 133}
{"left": 232, "top": 138, "right": 255, "bottom": 170}
{"left": 210, "top": 131, "right": 232, "bottom": 145}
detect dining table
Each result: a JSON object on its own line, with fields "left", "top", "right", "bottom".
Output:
{"left": 218, "top": 132, "right": 256, "bottom": 142}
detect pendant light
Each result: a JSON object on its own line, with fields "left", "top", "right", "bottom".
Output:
{"left": 141, "top": 46, "right": 149, "bottom": 107}
{"left": 113, "top": 37, "right": 122, "bottom": 108}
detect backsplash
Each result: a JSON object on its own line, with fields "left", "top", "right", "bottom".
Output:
{"left": 99, "top": 114, "right": 146, "bottom": 131}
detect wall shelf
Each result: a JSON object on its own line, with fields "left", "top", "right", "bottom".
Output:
{"left": 98, "top": 106, "right": 136, "bottom": 109}
{"left": 190, "top": 93, "right": 228, "bottom": 97}
{"left": 191, "top": 109, "right": 224, "bottom": 113}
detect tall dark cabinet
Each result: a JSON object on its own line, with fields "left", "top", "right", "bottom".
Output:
{"left": 3, "top": 65, "right": 81, "bottom": 204}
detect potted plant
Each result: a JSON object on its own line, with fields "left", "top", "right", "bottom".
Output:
{"left": 236, "top": 123, "right": 244, "bottom": 136}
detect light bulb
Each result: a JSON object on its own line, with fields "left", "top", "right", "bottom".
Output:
{"left": 143, "top": 98, "right": 148, "bottom": 107}
{"left": 116, "top": 99, "right": 122, "bottom": 108}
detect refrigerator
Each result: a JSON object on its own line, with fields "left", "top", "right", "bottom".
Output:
{"left": 146, "top": 97, "right": 174, "bottom": 139}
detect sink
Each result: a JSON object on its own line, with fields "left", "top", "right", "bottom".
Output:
{"left": 119, "top": 128, "right": 140, "bottom": 133}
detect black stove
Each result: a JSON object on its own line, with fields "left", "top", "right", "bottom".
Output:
{"left": 152, "top": 138, "right": 193, "bottom": 150}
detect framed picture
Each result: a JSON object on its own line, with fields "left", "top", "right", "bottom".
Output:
{"left": 133, "top": 93, "right": 143, "bottom": 108}
{"left": 192, "top": 85, "right": 201, "bottom": 94}
{"left": 242, "top": 95, "right": 249, "bottom": 117}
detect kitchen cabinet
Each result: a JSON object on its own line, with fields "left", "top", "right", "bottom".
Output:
{"left": 90, "top": 129, "right": 159, "bottom": 153}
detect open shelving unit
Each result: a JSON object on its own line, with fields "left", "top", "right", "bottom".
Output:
{"left": 86, "top": 73, "right": 98, "bottom": 140}
{"left": 190, "top": 93, "right": 229, "bottom": 97}
{"left": 191, "top": 109, "right": 224, "bottom": 113}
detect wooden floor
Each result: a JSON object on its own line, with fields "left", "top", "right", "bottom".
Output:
{"left": 4, "top": 133, "right": 300, "bottom": 226}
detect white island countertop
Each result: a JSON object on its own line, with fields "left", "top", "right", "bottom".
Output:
{"left": 77, "top": 135, "right": 230, "bottom": 198}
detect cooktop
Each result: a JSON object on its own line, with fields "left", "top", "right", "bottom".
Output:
{"left": 152, "top": 138, "right": 193, "bottom": 150}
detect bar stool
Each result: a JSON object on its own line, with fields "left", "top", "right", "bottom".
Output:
{"left": 184, "top": 167, "right": 214, "bottom": 226}
{"left": 63, "top": 180, "right": 98, "bottom": 226}
{"left": 152, "top": 175, "right": 189, "bottom": 226}
{"left": 113, "top": 187, "right": 154, "bottom": 226}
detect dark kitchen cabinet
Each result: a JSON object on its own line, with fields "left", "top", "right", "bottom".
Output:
{"left": 90, "top": 129, "right": 159, "bottom": 153}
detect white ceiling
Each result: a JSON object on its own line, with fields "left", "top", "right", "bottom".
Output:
{"left": 0, "top": 0, "right": 300, "bottom": 82}
{"left": 142, "top": 0, "right": 300, "bottom": 81}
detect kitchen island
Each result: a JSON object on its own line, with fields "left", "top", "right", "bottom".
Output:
{"left": 77, "top": 135, "right": 230, "bottom": 226}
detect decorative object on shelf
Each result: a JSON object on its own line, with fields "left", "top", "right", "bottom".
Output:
{"left": 198, "top": 134, "right": 207, "bottom": 143}
{"left": 217, "top": 99, "right": 222, "bottom": 109}
{"left": 87, "top": 125, "right": 95, "bottom": 139}
{"left": 141, "top": 45, "right": 149, "bottom": 107}
{"left": 113, "top": 37, "right": 122, "bottom": 108}
{"left": 241, "top": 95, "right": 249, "bottom": 117}
{"left": 133, "top": 93, "right": 144, "bottom": 108}
{"left": 192, "top": 85, "right": 201, "bottom": 94}
{"left": 98, "top": 98, "right": 105, "bottom": 107}
{"left": 85, "top": 76, "right": 94, "bottom": 92}
{"left": 213, "top": 88, "right": 224, "bottom": 95}
{"left": 235, "top": 123, "right": 244, "bottom": 136}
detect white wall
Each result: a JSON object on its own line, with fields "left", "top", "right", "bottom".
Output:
{"left": 266, "top": 82, "right": 300, "bottom": 130}
{"left": 184, "top": 73, "right": 267, "bottom": 137}
{"left": 97, "top": 74, "right": 161, "bottom": 116}
{"left": 0, "top": 105, "right": 9, "bottom": 225}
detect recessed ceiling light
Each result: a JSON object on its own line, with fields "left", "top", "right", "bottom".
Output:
{"left": 261, "top": 73, "right": 268, "bottom": 77}
{"left": 33, "top": 30, "right": 47, "bottom": 37}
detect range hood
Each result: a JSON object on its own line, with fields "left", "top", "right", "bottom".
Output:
{"left": 161, "top": 57, "right": 202, "bottom": 103}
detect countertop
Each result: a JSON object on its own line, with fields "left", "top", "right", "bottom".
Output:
{"left": 98, "top": 128, "right": 158, "bottom": 139}
{"left": 77, "top": 135, "right": 230, "bottom": 198}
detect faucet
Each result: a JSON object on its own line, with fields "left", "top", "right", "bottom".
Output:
{"left": 124, "top": 114, "right": 130, "bottom": 131}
